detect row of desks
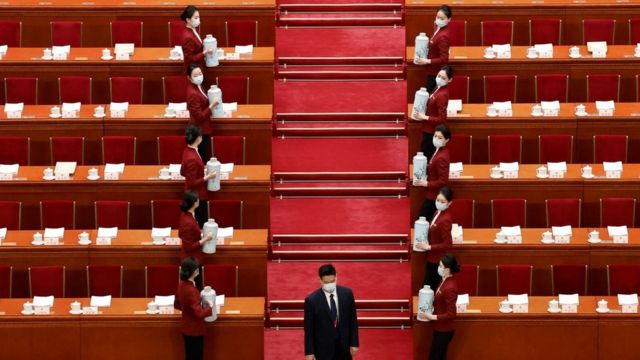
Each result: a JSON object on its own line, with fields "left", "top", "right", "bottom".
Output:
{"left": 0, "top": 229, "right": 267, "bottom": 298}
{"left": 0, "top": 104, "right": 272, "bottom": 165}
{"left": 412, "top": 296, "right": 640, "bottom": 360}
{"left": 411, "top": 228, "right": 640, "bottom": 295}
{"left": 0, "top": 297, "right": 264, "bottom": 360}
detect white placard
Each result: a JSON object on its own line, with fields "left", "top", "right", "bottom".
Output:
{"left": 493, "top": 101, "right": 513, "bottom": 117}
{"left": 4, "top": 102, "right": 24, "bottom": 113}
{"left": 96, "top": 237, "right": 112, "bottom": 245}
{"left": 90, "top": 295, "right": 112, "bottom": 307}
{"left": 154, "top": 295, "right": 175, "bottom": 306}
{"left": 447, "top": 99, "right": 462, "bottom": 112}
{"left": 234, "top": 45, "right": 253, "bottom": 54}
{"left": 217, "top": 227, "right": 234, "bottom": 239}
{"left": 97, "top": 227, "right": 118, "bottom": 238}
{"left": 115, "top": 52, "right": 130, "bottom": 60}
{"left": 104, "top": 172, "right": 119, "bottom": 180}
{"left": 168, "top": 102, "right": 187, "bottom": 111}
{"left": 44, "top": 227, "right": 64, "bottom": 239}
{"left": 34, "top": 306, "right": 51, "bottom": 315}
{"left": 104, "top": 163, "right": 125, "bottom": 174}
{"left": 33, "top": 296, "right": 54, "bottom": 307}
{"left": 216, "top": 294, "right": 225, "bottom": 306}
{"left": 55, "top": 162, "right": 77, "bottom": 175}
{"left": 220, "top": 163, "right": 234, "bottom": 173}
{"left": 559, "top": 293, "right": 580, "bottom": 305}
{"left": 52, "top": 45, "right": 70, "bottom": 55}
{"left": 534, "top": 43, "right": 553, "bottom": 58}
{"left": 618, "top": 294, "right": 639, "bottom": 313}
{"left": 608, "top": 225, "right": 629, "bottom": 243}
{"left": 449, "top": 162, "right": 463, "bottom": 177}
{"left": 114, "top": 43, "right": 134, "bottom": 55}
{"left": 492, "top": 44, "right": 511, "bottom": 58}
{"left": 151, "top": 227, "right": 171, "bottom": 238}
{"left": 222, "top": 102, "right": 238, "bottom": 112}
{"left": 169, "top": 164, "right": 182, "bottom": 173}
{"left": 552, "top": 226, "right": 572, "bottom": 236}
{"left": 0, "top": 228, "right": 6, "bottom": 239}
{"left": 0, "top": 164, "right": 19, "bottom": 174}
{"left": 82, "top": 306, "right": 98, "bottom": 315}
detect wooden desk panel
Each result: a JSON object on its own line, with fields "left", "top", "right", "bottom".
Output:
{"left": 0, "top": 0, "right": 275, "bottom": 47}
{"left": 407, "top": 46, "right": 640, "bottom": 103}
{"left": 588, "top": 229, "right": 640, "bottom": 295}
{"left": 0, "top": 47, "right": 274, "bottom": 104}
{"left": 598, "top": 313, "right": 640, "bottom": 360}
{"left": 0, "top": 165, "right": 271, "bottom": 230}
{"left": 412, "top": 296, "right": 599, "bottom": 360}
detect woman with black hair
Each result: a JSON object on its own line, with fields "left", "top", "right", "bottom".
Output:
{"left": 175, "top": 256, "right": 213, "bottom": 360}
{"left": 186, "top": 64, "right": 218, "bottom": 160}
{"left": 180, "top": 5, "right": 210, "bottom": 73}
{"left": 423, "top": 254, "right": 460, "bottom": 360}
{"left": 415, "top": 5, "right": 452, "bottom": 93}
{"left": 181, "top": 125, "right": 216, "bottom": 227}
{"left": 415, "top": 123, "right": 451, "bottom": 222}
{"left": 414, "top": 65, "right": 453, "bottom": 160}
{"left": 179, "top": 190, "right": 214, "bottom": 264}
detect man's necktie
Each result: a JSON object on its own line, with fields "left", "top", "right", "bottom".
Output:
{"left": 330, "top": 294, "right": 338, "bottom": 328}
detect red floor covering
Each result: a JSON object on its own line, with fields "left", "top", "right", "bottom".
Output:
{"left": 278, "top": 0, "right": 402, "bottom": 4}
{"left": 265, "top": 328, "right": 412, "bottom": 360}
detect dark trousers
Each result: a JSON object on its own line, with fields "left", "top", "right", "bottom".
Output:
{"left": 197, "top": 134, "right": 211, "bottom": 161}
{"left": 194, "top": 199, "right": 208, "bottom": 228}
{"left": 421, "top": 132, "right": 436, "bottom": 161}
{"left": 183, "top": 334, "right": 204, "bottom": 360}
{"left": 426, "top": 75, "right": 437, "bottom": 94}
{"left": 423, "top": 261, "right": 442, "bottom": 289}
{"left": 429, "top": 330, "right": 454, "bottom": 360}
{"left": 419, "top": 199, "right": 437, "bottom": 224}
{"left": 332, "top": 340, "right": 350, "bottom": 360}
{"left": 195, "top": 265, "right": 203, "bottom": 290}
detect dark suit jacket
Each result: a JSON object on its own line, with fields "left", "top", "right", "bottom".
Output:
{"left": 174, "top": 280, "right": 212, "bottom": 336}
{"left": 427, "top": 26, "right": 450, "bottom": 76}
{"left": 186, "top": 83, "right": 213, "bottom": 134}
{"left": 304, "top": 286, "right": 359, "bottom": 360}
{"left": 422, "top": 86, "right": 449, "bottom": 134}
{"left": 433, "top": 277, "right": 458, "bottom": 332}
{"left": 181, "top": 26, "right": 206, "bottom": 73}
{"left": 426, "top": 147, "right": 450, "bottom": 200}
{"left": 179, "top": 212, "right": 203, "bottom": 263}
{"left": 181, "top": 146, "right": 207, "bottom": 199}
{"left": 427, "top": 210, "right": 452, "bottom": 263}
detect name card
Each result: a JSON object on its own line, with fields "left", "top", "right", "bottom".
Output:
{"left": 492, "top": 44, "right": 511, "bottom": 58}
{"left": 606, "top": 170, "right": 621, "bottom": 179}
{"left": 613, "top": 235, "right": 629, "bottom": 243}
{"left": 598, "top": 108, "right": 614, "bottom": 116}
{"left": 553, "top": 235, "right": 571, "bottom": 244}
{"left": 592, "top": 48, "right": 607, "bottom": 58}
{"left": 176, "top": 109, "right": 190, "bottom": 118}
{"left": 456, "top": 294, "right": 469, "bottom": 313}
{"left": 603, "top": 161, "right": 622, "bottom": 179}
{"left": 170, "top": 172, "right": 183, "bottom": 180}
{"left": 226, "top": 52, "right": 240, "bottom": 60}
{"left": 53, "top": 52, "right": 68, "bottom": 60}
{"left": 451, "top": 224, "right": 463, "bottom": 243}
{"left": 561, "top": 303, "right": 578, "bottom": 313}
{"left": 6, "top": 111, "right": 21, "bottom": 118}
{"left": 0, "top": 173, "right": 14, "bottom": 181}
{"left": 82, "top": 306, "right": 98, "bottom": 315}
{"left": 34, "top": 306, "right": 50, "bottom": 315}
{"left": 502, "top": 226, "right": 522, "bottom": 244}
{"left": 534, "top": 43, "right": 553, "bottom": 58}
{"left": 159, "top": 306, "right": 174, "bottom": 314}
{"left": 549, "top": 171, "right": 565, "bottom": 179}
{"left": 115, "top": 52, "right": 130, "bottom": 61}
{"left": 618, "top": 294, "right": 638, "bottom": 313}
{"left": 512, "top": 303, "right": 528, "bottom": 313}
{"left": 110, "top": 110, "right": 126, "bottom": 118}
{"left": 62, "top": 110, "right": 78, "bottom": 118}
{"left": 54, "top": 172, "right": 70, "bottom": 180}
{"left": 502, "top": 170, "right": 518, "bottom": 179}
{"left": 104, "top": 172, "right": 119, "bottom": 180}
{"left": 220, "top": 172, "right": 230, "bottom": 180}
{"left": 44, "top": 237, "right": 59, "bottom": 245}
{"left": 165, "top": 237, "right": 181, "bottom": 245}
{"left": 622, "top": 304, "right": 638, "bottom": 313}
{"left": 96, "top": 237, "right": 112, "bottom": 246}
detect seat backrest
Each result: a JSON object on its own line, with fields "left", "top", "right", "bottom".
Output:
{"left": 202, "top": 264, "right": 238, "bottom": 296}
{"left": 539, "top": 134, "right": 573, "bottom": 163}
{"left": 110, "top": 77, "right": 143, "bottom": 104}
{"left": 0, "top": 265, "right": 11, "bottom": 298}
{"left": 496, "top": 264, "right": 532, "bottom": 296}
{"left": 448, "top": 198, "right": 474, "bottom": 228}
{"left": 630, "top": 18, "right": 640, "bottom": 44}
{"left": 29, "top": 265, "right": 65, "bottom": 297}
{"left": 492, "top": 198, "right": 526, "bottom": 227}
{"left": 587, "top": 74, "right": 620, "bottom": 102}
{"left": 484, "top": 75, "right": 517, "bottom": 103}
{"left": 488, "top": 134, "right": 521, "bottom": 163}
{"left": 447, "top": 134, "right": 471, "bottom": 164}
{"left": 583, "top": 19, "right": 616, "bottom": 44}
{"left": 168, "top": 20, "right": 185, "bottom": 47}
{"left": 95, "top": 201, "right": 130, "bottom": 229}
{"left": 601, "top": 198, "right": 636, "bottom": 227}
{"left": 608, "top": 264, "right": 640, "bottom": 295}
{"left": 529, "top": 18, "right": 562, "bottom": 45}
{"left": 448, "top": 75, "right": 469, "bottom": 103}
{"left": 217, "top": 76, "right": 249, "bottom": 104}
{"left": 0, "top": 136, "right": 30, "bottom": 165}
{"left": 211, "top": 136, "right": 246, "bottom": 164}
{"left": 0, "top": 201, "right": 21, "bottom": 230}
{"left": 208, "top": 200, "right": 243, "bottom": 228}
{"left": 225, "top": 20, "right": 258, "bottom": 47}
{"left": 59, "top": 76, "right": 92, "bottom": 104}
{"left": 5, "top": 77, "right": 37, "bottom": 105}
{"left": 0, "top": 20, "right": 21, "bottom": 47}
{"left": 158, "top": 136, "right": 186, "bottom": 165}
{"left": 593, "top": 134, "right": 627, "bottom": 163}
{"left": 102, "top": 136, "right": 136, "bottom": 165}
{"left": 481, "top": 20, "right": 513, "bottom": 46}
{"left": 111, "top": 20, "right": 143, "bottom": 47}
{"left": 448, "top": 19, "right": 466, "bottom": 46}
{"left": 145, "top": 265, "right": 179, "bottom": 297}
{"left": 40, "top": 200, "right": 75, "bottom": 229}
{"left": 151, "top": 200, "right": 182, "bottom": 229}
{"left": 51, "top": 21, "right": 82, "bottom": 47}
{"left": 535, "top": 74, "right": 568, "bottom": 103}
{"left": 551, "top": 264, "right": 587, "bottom": 295}
{"left": 50, "top": 136, "right": 84, "bottom": 165}
{"left": 456, "top": 264, "right": 478, "bottom": 296}
{"left": 546, "top": 198, "right": 581, "bottom": 228}
{"left": 87, "top": 265, "right": 123, "bottom": 297}
{"left": 163, "top": 76, "right": 189, "bottom": 103}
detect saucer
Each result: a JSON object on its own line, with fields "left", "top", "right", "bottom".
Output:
{"left": 78, "top": 240, "right": 92, "bottom": 245}
{"left": 547, "top": 307, "right": 561, "bottom": 313}
{"left": 483, "top": 54, "right": 496, "bottom": 59}
{"left": 93, "top": 113, "right": 106, "bottom": 118}
{"left": 31, "top": 240, "right": 45, "bottom": 246}
{"left": 146, "top": 309, "right": 160, "bottom": 314}
{"left": 498, "top": 308, "right": 513, "bottom": 313}
{"left": 494, "top": 239, "right": 508, "bottom": 244}
{"left": 526, "top": 54, "right": 538, "bottom": 59}
{"left": 163, "top": 113, "right": 176, "bottom": 118}
{"left": 49, "top": 113, "right": 62, "bottom": 118}
{"left": 587, "top": 238, "right": 602, "bottom": 244}
{"left": 69, "top": 309, "right": 83, "bottom": 315}
{"left": 42, "top": 175, "right": 55, "bottom": 180}
{"left": 486, "top": 112, "right": 498, "bottom": 117}
{"left": 596, "top": 308, "right": 610, "bottom": 313}
{"left": 531, "top": 112, "right": 543, "bottom": 117}
{"left": 541, "top": 239, "right": 555, "bottom": 244}
{"left": 169, "top": 56, "right": 182, "bottom": 61}
{"left": 41, "top": 56, "right": 53, "bottom": 60}
{"left": 152, "top": 240, "right": 166, "bottom": 246}
{"left": 490, "top": 174, "right": 503, "bottom": 179}
{"left": 575, "top": 112, "right": 588, "bottom": 117}
{"left": 569, "top": 54, "right": 581, "bottom": 58}
{"left": 536, "top": 174, "right": 549, "bottom": 179}
{"left": 101, "top": 55, "right": 113, "bottom": 60}
{"left": 87, "top": 175, "right": 100, "bottom": 180}
{"left": 21, "top": 310, "right": 35, "bottom": 315}
{"left": 158, "top": 175, "right": 172, "bottom": 180}
{"left": 581, "top": 174, "right": 595, "bottom": 179}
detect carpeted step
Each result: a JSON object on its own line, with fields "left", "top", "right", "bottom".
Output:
{"left": 278, "top": 2, "right": 403, "bottom": 11}
{"left": 270, "top": 298, "right": 410, "bottom": 311}
{"left": 268, "top": 310, "right": 412, "bottom": 327}
{"left": 272, "top": 233, "right": 408, "bottom": 244}
{"left": 272, "top": 180, "right": 407, "bottom": 196}
{"left": 274, "top": 121, "right": 406, "bottom": 136}
{"left": 276, "top": 64, "right": 405, "bottom": 80}
{"left": 271, "top": 248, "right": 409, "bottom": 261}
{"left": 278, "top": 11, "right": 404, "bottom": 27}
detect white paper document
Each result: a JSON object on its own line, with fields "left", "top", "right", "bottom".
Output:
{"left": 168, "top": 102, "right": 187, "bottom": 111}
{"left": 222, "top": 102, "right": 238, "bottom": 112}
{"left": 97, "top": 227, "right": 118, "bottom": 238}
{"left": 220, "top": 163, "right": 234, "bottom": 173}
{"left": 155, "top": 295, "right": 175, "bottom": 306}
{"left": 499, "top": 162, "right": 519, "bottom": 171}
{"left": 501, "top": 226, "right": 522, "bottom": 236}
{"left": 447, "top": 99, "right": 462, "bottom": 112}
{"left": 492, "top": 44, "right": 511, "bottom": 52}
{"left": 608, "top": 226, "right": 629, "bottom": 237}
{"left": 595, "top": 101, "right": 615, "bottom": 110}
{"left": 218, "top": 227, "right": 234, "bottom": 238}
{"left": 234, "top": 45, "right": 253, "bottom": 54}
{"left": 44, "top": 227, "right": 65, "bottom": 238}
{"left": 507, "top": 294, "right": 529, "bottom": 304}
{"left": 104, "top": 163, "right": 125, "bottom": 173}
{"left": 587, "top": 41, "right": 607, "bottom": 52}
{"left": 552, "top": 226, "right": 572, "bottom": 236}
{"left": 216, "top": 294, "right": 225, "bottom": 305}
{"left": 534, "top": 43, "right": 553, "bottom": 54}
{"left": 90, "top": 295, "right": 112, "bottom": 307}
{"left": 4, "top": 103, "right": 24, "bottom": 113}
{"left": 541, "top": 101, "right": 560, "bottom": 110}
{"left": 169, "top": 164, "right": 182, "bottom": 173}
{"left": 33, "top": 296, "right": 55, "bottom": 306}
{"left": 493, "top": 101, "right": 512, "bottom": 110}
{"left": 114, "top": 43, "right": 135, "bottom": 55}
{"left": 0, "top": 228, "right": 6, "bottom": 239}
{"left": 62, "top": 102, "right": 81, "bottom": 111}
{"left": 456, "top": 294, "right": 470, "bottom": 305}
{"left": 547, "top": 162, "right": 567, "bottom": 172}
{"left": 52, "top": 45, "right": 71, "bottom": 54}
{"left": 618, "top": 294, "right": 639, "bottom": 305}
{"left": 0, "top": 45, "right": 7, "bottom": 54}
{"left": 449, "top": 162, "right": 463, "bottom": 173}
{"left": 151, "top": 227, "right": 171, "bottom": 238}
{"left": 0, "top": 164, "right": 19, "bottom": 174}
{"left": 55, "top": 162, "right": 77, "bottom": 175}
{"left": 110, "top": 102, "right": 129, "bottom": 111}
{"left": 559, "top": 293, "right": 580, "bottom": 305}
{"left": 603, "top": 161, "right": 623, "bottom": 172}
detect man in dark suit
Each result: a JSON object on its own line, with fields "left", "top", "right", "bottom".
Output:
{"left": 304, "top": 264, "right": 359, "bottom": 360}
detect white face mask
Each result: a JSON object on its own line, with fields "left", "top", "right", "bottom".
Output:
{"left": 435, "top": 77, "right": 448, "bottom": 88}
{"left": 322, "top": 281, "right": 337, "bottom": 293}
{"left": 435, "top": 201, "right": 448, "bottom": 212}
{"left": 192, "top": 75, "right": 203, "bottom": 86}
{"left": 435, "top": 18, "right": 448, "bottom": 28}
{"left": 437, "top": 266, "right": 445, "bottom": 277}
{"left": 190, "top": 17, "right": 201, "bottom": 28}
{"left": 432, "top": 137, "right": 445, "bottom": 148}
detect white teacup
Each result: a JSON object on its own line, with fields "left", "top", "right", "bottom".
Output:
{"left": 71, "top": 301, "right": 81, "bottom": 312}
{"left": 23, "top": 301, "right": 33, "bottom": 312}
{"left": 531, "top": 104, "right": 542, "bottom": 116}
{"left": 88, "top": 168, "right": 98, "bottom": 178}
{"left": 170, "top": 49, "right": 181, "bottom": 59}
{"left": 78, "top": 232, "right": 89, "bottom": 242}
{"left": 102, "top": 48, "right": 111, "bottom": 58}
{"left": 527, "top": 47, "right": 537, "bottom": 57}
{"left": 159, "top": 168, "right": 170, "bottom": 178}
{"left": 542, "top": 231, "right": 553, "bottom": 240}
{"left": 496, "top": 231, "right": 506, "bottom": 241}
{"left": 589, "top": 230, "right": 600, "bottom": 241}
{"left": 581, "top": 165, "right": 593, "bottom": 177}
{"left": 484, "top": 47, "right": 496, "bottom": 58}
{"left": 569, "top": 46, "right": 580, "bottom": 56}
{"left": 147, "top": 301, "right": 158, "bottom": 312}
{"left": 164, "top": 107, "right": 175, "bottom": 117}
{"left": 635, "top": 46, "right": 640, "bottom": 57}
{"left": 44, "top": 168, "right": 54, "bottom": 178}
{"left": 43, "top": 48, "right": 52, "bottom": 58}
{"left": 487, "top": 105, "right": 497, "bottom": 116}
{"left": 490, "top": 166, "right": 502, "bottom": 177}
{"left": 598, "top": 299, "right": 608, "bottom": 310}
{"left": 33, "top": 232, "right": 42, "bottom": 242}
{"left": 549, "top": 299, "right": 560, "bottom": 311}
{"left": 499, "top": 300, "right": 511, "bottom": 312}
{"left": 537, "top": 166, "right": 548, "bottom": 177}
{"left": 51, "top": 106, "right": 60, "bottom": 116}
{"left": 575, "top": 104, "right": 586, "bottom": 115}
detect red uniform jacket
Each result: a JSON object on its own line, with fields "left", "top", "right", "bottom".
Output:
{"left": 427, "top": 26, "right": 450, "bottom": 76}
{"left": 179, "top": 212, "right": 203, "bottom": 263}
{"left": 187, "top": 83, "right": 213, "bottom": 135}
{"left": 181, "top": 147, "right": 207, "bottom": 199}
{"left": 432, "top": 276, "right": 458, "bottom": 332}
{"left": 426, "top": 147, "right": 450, "bottom": 200}
{"left": 181, "top": 26, "right": 206, "bottom": 73}
{"left": 422, "top": 86, "right": 449, "bottom": 134}
{"left": 174, "top": 280, "right": 213, "bottom": 336}
{"left": 427, "top": 210, "right": 452, "bottom": 263}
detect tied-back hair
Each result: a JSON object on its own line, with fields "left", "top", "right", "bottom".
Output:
{"left": 180, "top": 190, "right": 199, "bottom": 212}
{"left": 180, "top": 256, "right": 200, "bottom": 280}
{"left": 180, "top": 5, "right": 198, "bottom": 22}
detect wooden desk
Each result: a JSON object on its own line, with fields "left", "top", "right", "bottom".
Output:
{"left": 0, "top": 47, "right": 274, "bottom": 104}
{"left": 0, "top": 229, "right": 267, "bottom": 298}
{"left": 0, "top": 297, "right": 264, "bottom": 360}
{"left": 407, "top": 46, "right": 640, "bottom": 103}
{"left": 0, "top": 104, "right": 272, "bottom": 165}
{"left": 405, "top": 0, "right": 640, "bottom": 46}
{"left": 412, "top": 296, "right": 600, "bottom": 360}
{"left": 407, "top": 102, "right": 640, "bottom": 164}
{"left": 0, "top": 165, "right": 271, "bottom": 230}
{"left": 0, "top": 0, "right": 275, "bottom": 47}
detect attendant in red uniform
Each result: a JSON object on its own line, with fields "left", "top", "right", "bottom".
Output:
{"left": 186, "top": 64, "right": 219, "bottom": 160}
{"left": 175, "top": 256, "right": 213, "bottom": 360}
{"left": 180, "top": 5, "right": 211, "bottom": 73}
{"left": 181, "top": 124, "right": 216, "bottom": 227}
{"left": 415, "top": 5, "right": 452, "bottom": 93}
{"left": 416, "top": 124, "right": 451, "bottom": 221}
{"left": 414, "top": 65, "right": 452, "bottom": 160}
{"left": 423, "top": 254, "right": 459, "bottom": 360}
{"left": 179, "top": 190, "right": 214, "bottom": 289}
{"left": 415, "top": 187, "right": 453, "bottom": 289}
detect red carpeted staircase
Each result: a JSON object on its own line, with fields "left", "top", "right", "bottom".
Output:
{"left": 268, "top": 0, "right": 411, "bottom": 357}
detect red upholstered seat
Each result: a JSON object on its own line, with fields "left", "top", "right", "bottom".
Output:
{"left": 488, "top": 134, "right": 522, "bottom": 163}
{"left": 447, "top": 134, "right": 472, "bottom": 164}
{"left": 593, "top": 134, "right": 628, "bottom": 163}
{"left": 87, "top": 265, "right": 123, "bottom": 297}
{"left": 225, "top": 20, "right": 258, "bottom": 47}
{"left": 0, "top": 20, "right": 21, "bottom": 47}
{"left": 102, "top": 136, "right": 136, "bottom": 165}
{"left": 587, "top": 74, "right": 620, "bottom": 102}
{"left": 535, "top": 74, "right": 568, "bottom": 103}
{"left": 456, "top": 264, "right": 479, "bottom": 296}
{"left": 211, "top": 136, "right": 246, "bottom": 164}
{"left": 492, "top": 198, "right": 527, "bottom": 227}
{"left": 202, "top": 264, "right": 238, "bottom": 296}
{"left": 484, "top": 75, "right": 517, "bottom": 103}
{"left": 546, "top": 198, "right": 581, "bottom": 228}
{"left": 50, "top": 136, "right": 84, "bottom": 165}
{"left": 163, "top": 76, "right": 189, "bottom": 103}
{"left": 168, "top": 20, "right": 185, "bottom": 47}
{"left": 59, "top": 76, "right": 92, "bottom": 104}
{"left": 481, "top": 20, "right": 514, "bottom": 46}
{"left": 157, "top": 136, "right": 185, "bottom": 165}
{"left": 217, "top": 76, "right": 249, "bottom": 104}
{"left": 151, "top": 199, "right": 182, "bottom": 229}
{"left": 110, "top": 77, "right": 143, "bottom": 104}
{"left": 0, "top": 201, "right": 21, "bottom": 230}
{"left": 95, "top": 201, "right": 130, "bottom": 229}
{"left": 448, "top": 198, "right": 475, "bottom": 228}
{"left": 51, "top": 21, "right": 82, "bottom": 47}
{"left": 29, "top": 265, "right": 65, "bottom": 297}
{"left": 110, "top": 20, "right": 143, "bottom": 47}
{"left": 0, "top": 265, "right": 11, "bottom": 298}
{"left": 448, "top": 19, "right": 466, "bottom": 46}
{"left": 145, "top": 265, "right": 179, "bottom": 297}
{"left": 496, "top": 264, "right": 532, "bottom": 296}
{"left": 551, "top": 264, "right": 588, "bottom": 295}
{"left": 600, "top": 198, "right": 636, "bottom": 227}
{"left": 529, "top": 18, "right": 562, "bottom": 45}
{"left": 583, "top": 19, "right": 616, "bottom": 44}
{"left": 208, "top": 200, "right": 243, "bottom": 229}
{"left": 0, "top": 136, "right": 30, "bottom": 165}
{"left": 40, "top": 200, "right": 75, "bottom": 229}
{"left": 448, "top": 75, "right": 469, "bottom": 103}
{"left": 5, "top": 77, "right": 37, "bottom": 104}
{"left": 608, "top": 264, "right": 640, "bottom": 295}
{"left": 539, "top": 134, "right": 573, "bottom": 163}
{"left": 631, "top": 19, "right": 640, "bottom": 44}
